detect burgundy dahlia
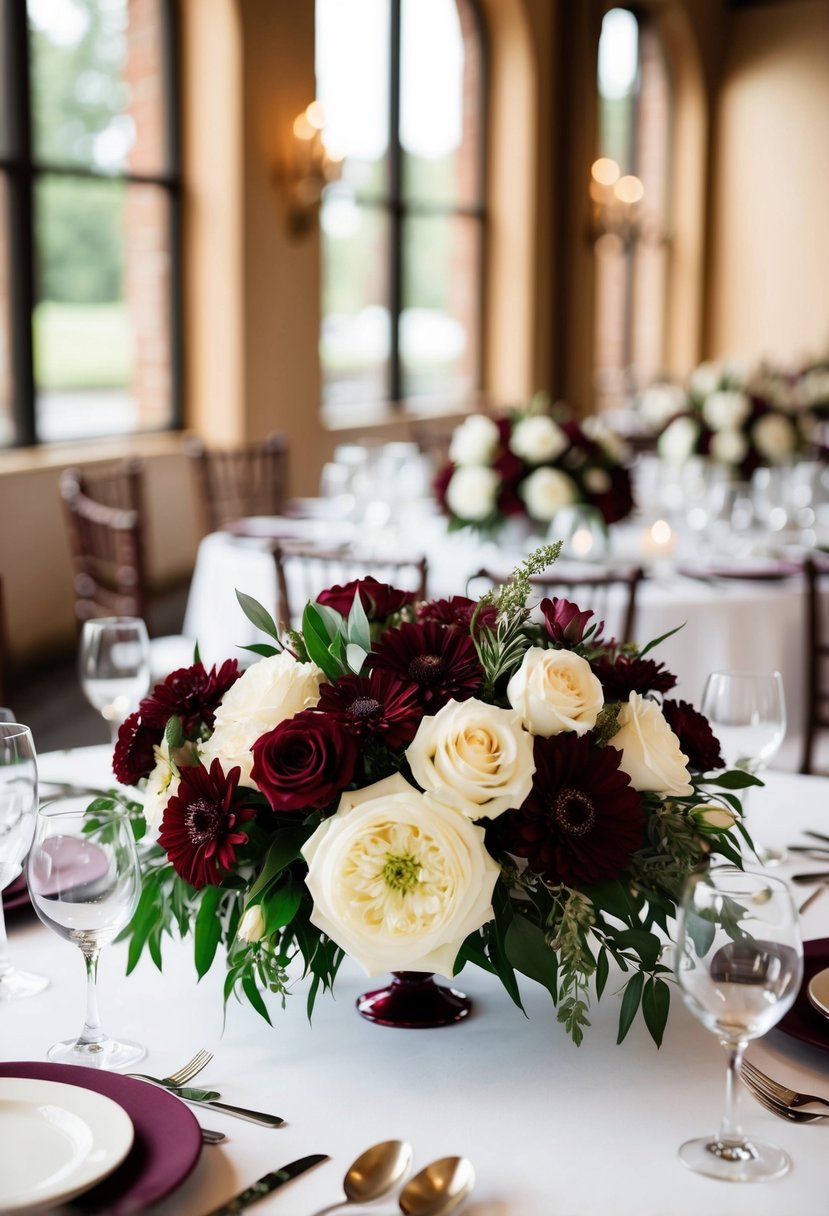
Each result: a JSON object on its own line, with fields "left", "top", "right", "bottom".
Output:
{"left": 157, "top": 758, "right": 256, "bottom": 889}
{"left": 250, "top": 710, "right": 358, "bottom": 812}
{"left": 540, "top": 597, "right": 597, "bottom": 647}
{"left": 662, "top": 698, "right": 725, "bottom": 773}
{"left": 417, "top": 596, "right": 498, "bottom": 635}
{"left": 590, "top": 652, "right": 677, "bottom": 701}
{"left": 113, "top": 712, "right": 159, "bottom": 785}
{"left": 498, "top": 733, "right": 644, "bottom": 886}
{"left": 368, "top": 620, "right": 483, "bottom": 709}
{"left": 139, "top": 659, "right": 240, "bottom": 733}
{"left": 316, "top": 577, "right": 418, "bottom": 620}
{"left": 317, "top": 670, "right": 422, "bottom": 748}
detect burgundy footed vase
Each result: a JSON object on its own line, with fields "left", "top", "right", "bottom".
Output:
{"left": 356, "top": 971, "right": 471, "bottom": 1028}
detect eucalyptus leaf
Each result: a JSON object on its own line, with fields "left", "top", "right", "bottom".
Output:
{"left": 642, "top": 976, "right": 671, "bottom": 1048}
{"left": 616, "top": 970, "right": 645, "bottom": 1044}
{"left": 347, "top": 590, "right": 372, "bottom": 652}
{"left": 236, "top": 590, "right": 281, "bottom": 642}
{"left": 345, "top": 643, "right": 368, "bottom": 673}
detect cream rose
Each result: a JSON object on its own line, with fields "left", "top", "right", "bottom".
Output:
{"left": 657, "top": 416, "right": 699, "bottom": 465}
{"left": 702, "top": 390, "right": 751, "bottom": 432}
{"left": 583, "top": 466, "right": 612, "bottom": 494}
{"left": 237, "top": 904, "right": 266, "bottom": 943}
{"left": 612, "top": 692, "right": 693, "bottom": 795}
{"left": 691, "top": 802, "right": 738, "bottom": 832}
{"left": 507, "top": 647, "right": 604, "bottom": 738}
{"left": 519, "top": 466, "right": 578, "bottom": 522}
{"left": 709, "top": 428, "right": 748, "bottom": 466}
{"left": 752, "top": 413, "right": 797, "bottom": 462}
{"left": 448, "top": 414, "right": 500, "bottom": 466}
{"left": 509, "top": 415, "right": 568, "bottom": 464}
{"left": 689, "top": 361, "right": 725, "bottom": 398}
{"left": 638, "top": 383, "right": 686, "bottom": 430}
{"left": 301, "top": 773, "right": 500, "bottom": 977}
{"left": 406, "top": 698, "right": 535, "bottom": 820}
{"left": 445, "top": 465, "right": 500, "bottom": 521}
{"left": 200, "top": 651, "right": 324, "bottom": 785}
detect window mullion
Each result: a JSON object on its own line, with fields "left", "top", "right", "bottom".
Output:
{"left": 389, "top": 0, "right": 403, "bottom": 405}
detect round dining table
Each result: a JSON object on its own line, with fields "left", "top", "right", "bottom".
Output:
{"left": 3, "top": 746, "right": 829, "bottom": 1214}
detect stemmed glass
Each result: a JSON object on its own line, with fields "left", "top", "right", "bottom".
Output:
{"left": 0, "top": 723, "right": 48, "bottom": 1000}
{"left": 79, "top": 617, "right": 151, "bottom": 743}
{"left": 701, "top": 670, "right": 787, "bottom": 861}
{"left": 675, "top": 867, "right": 802, "bottom": 1181}
{"left": 27, "top": 795, "right": 146, "bottom": 1069}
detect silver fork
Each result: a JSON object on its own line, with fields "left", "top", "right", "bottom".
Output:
{"left": 742, "top": 1079, "right": 829, "bottom": 1124}
{"left": 740, "top": 1058, "right": 829, "bottom": 1111}
{"left": 127, "top": 1048, "right": 214, "bottom": 1089}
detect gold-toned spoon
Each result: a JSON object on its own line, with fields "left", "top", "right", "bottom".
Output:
{"left": 308, "top": 1140, "right": 414, "bottom": 1216}
{"left": 398, "top": 1157, "right": 475, "bottom": 1216}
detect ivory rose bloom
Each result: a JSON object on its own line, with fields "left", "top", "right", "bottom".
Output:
{"left": 752, "top": 413, "right": 797, "bottom": 462}
{"left": 702, "top": 390, "right": 751, "bottom": 432}
{"left": 448, "top": 414, "right": 500, "bottom": 466}
{"left": 200, "top": 652, "right": 324, "bottom": 786}
{"left": 638, "top": 383, "right": 685, "bottom": 430}
{"left": 658, "top": 416, "right": 699, "bottom": 465}
{"left": 301, "top": 774, "right": 500, "bottom": 977}
{"left": 507, "top": 648, "right": 604, "bottom": 738}
{"left": 445, "top": 466, "right": 501, "bottom": 521}
{"left": 237, "top": 904, "right": 266, "bottom": 943}
{"left": 709, "top": 428, "right": 748, "bottom": 466}
{"left": 406, "top": 698, "right": 535, "bottom": 820}
{"left": 690, "top": 802, "right": 738, "bottom": 832}
{"left": 519, "top": 467, "right": 578, "bottom": 522}
{"left": 613, "top": 692, "right": 693, "bottom": 795}
{"left": 509, "top": 415, "right": 568, "bottom": 464}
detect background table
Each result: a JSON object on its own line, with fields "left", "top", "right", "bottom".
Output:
{"left": 4, "top": 749, "right": 829, "bottom": 1214}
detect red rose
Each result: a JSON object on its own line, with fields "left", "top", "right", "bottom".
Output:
{"left": 251, "top": 710, "right": 358, "bottom": 812}
{"left": 316, "top": 577, "right": 418, "bottom": 620}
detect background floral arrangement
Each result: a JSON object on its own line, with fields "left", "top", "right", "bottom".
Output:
{"left": 110, "top": 547, "right": 755, "bottom": 1047}
{"left": 641, "top": 356, "right": 827, "bottom": 477}
{"left": 434, "top": 398, "right": 635, "bottom": 535}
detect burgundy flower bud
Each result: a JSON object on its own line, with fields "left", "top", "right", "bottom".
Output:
{"left": 540, "top": 597, "right": 596, "bottom": 646}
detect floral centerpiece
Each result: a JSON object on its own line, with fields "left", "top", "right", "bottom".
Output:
{"left": 110, "top": 547, "right": 755, "bottom": 1046}
{"left": 434, "top": 398, "right": 635, "bottom": 536}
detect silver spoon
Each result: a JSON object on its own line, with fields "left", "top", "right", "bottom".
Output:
{"left": 398, "top": 1157, "right": 475, "bottom": 1216}
{"left": 308, "top": 1140, "right": 414, "bottom": 1216}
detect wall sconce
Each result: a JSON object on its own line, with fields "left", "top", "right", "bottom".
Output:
{"left": 278, "top": 100, "right": 344, "bottom": 239}
{"left": 589, "top": 157, "right": 659, "bottom": 250}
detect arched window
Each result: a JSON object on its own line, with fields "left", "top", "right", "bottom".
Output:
{"left": 315, "top": 0, "right": 485, "bottom": 419}
{"left": 0, "top": 0, "right": 181, "bottom": 446}
{"left": 591, "top": 6, "right": 671, "bottom": 418}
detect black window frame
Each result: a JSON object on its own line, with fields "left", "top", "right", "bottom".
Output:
{"left": 0, "top": 0, "right": 183, "bottom": 449}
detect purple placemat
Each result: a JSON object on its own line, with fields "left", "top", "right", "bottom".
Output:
{"left": 3, "top": 871, "right": 31, "bottom": 915}
{"left": 776, "top": 937, "right": 829, "bottom": 1052}
{"left": 0, "top": 1061, "right": 202, "bottom": 1214}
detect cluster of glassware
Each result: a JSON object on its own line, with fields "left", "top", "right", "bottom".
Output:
{"left": 319, "top": 442, "right": 434, "bottom": 533}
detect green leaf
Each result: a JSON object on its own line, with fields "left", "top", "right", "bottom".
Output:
{"left": 642, "top": 976, "right": 671, "bottom": 1048}
{"left": 504, "top": 913, "right": 558, "bottom": 1000}
{"left": 637, "top": 622, "right": 685, "bottom": 659}
{"left": 302, "top": 604, "right": 343, "bottom": 680}
{"left": 236, "top": 590, "right": 281, "bottom": 642}
{"left": 616, "top": 970, "right": 645, "bottom": 1044}
{"left": 584, "top": 878, "right": 635, "bottom": 922}
{"left": 125, "top": 881, "right": 163, "bottom": 974}
{"left": 486, "top": 887, "right": 525, "bottom": 1012}
{"left": 241, "top": 971, "right": 273, "bottom": 1025}
{"left": 347, "top": 590, "right": 371, "bottom": 652}
{"left": 685, "top": 910, "right": 716, "bottom": 959}
{"left": 247, "top": 827, "right": 315, "bottom": 903}
{"left": 595, "top": 946, "right": 609, "bottom": 1000}
{"left": 241, "top": 642, "right": 280, "bottom": 659}
{"left": 612, "top": 928, "right": 662, "bottom": 970}
{"left": 194, "top": 886, "right": 223, "bottom": 979}
{"left": 345, "top": 643, "right": 368, "bottom": 673}
{"left": 164, "top": 715, "right": 184, "bottom": 752}
{"left": 703, "top": 770, "right": 764, "bottom": 790}
{"left": 262, "top": 882, "right": 303, "bottom": 933}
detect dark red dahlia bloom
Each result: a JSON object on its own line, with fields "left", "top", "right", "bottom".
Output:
{"left": 157, "top": 758, "right": 256, "bottom": 889}
{"left": 498, "top": 733, "right": 644, "bottom": 886}
{"left": 316, "top": 577, "right": 418, "bottom": 620}
{"left": 368, "top": 620, "right": 483, "bottom": 708}
{"left": 433, "top": 463, "right": 454, "bottom": 513}
{"left": 251, "top": 709, "right": 358, "bottom": 812}
{"left": 317, "top": 669, "right": 423, "bottom": 748}
{"left": 417, "top": 596, "right": 499, "bottom": 635}
{"left": 113, "top": 712, "right": 158, "bottom": 784}
{"left": 140, "top": 659, "right": 240, "bottom": 733}
{"left": 590, "top": 652, "right": 677, "bottom": 700}
{"left": 540, "top": 597, "right": 597, "bottom": 646}
{"left": 591, "top": 466, "right": 635, "bottom": 526}
{"left": 662, "top": 698, "right": 725, "bottom": 773}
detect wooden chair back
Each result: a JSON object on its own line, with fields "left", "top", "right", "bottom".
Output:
{"left": 273, "top": 544, "right": 428, "bottom": 630}
{"left": 185, "top": 434, "right": 290, "bottom": 534}
{"left": 471, "top": 565, "right": 645, "bottom": 644}
{"left": 801, "top": 555, "right": 829, "bottom": 774}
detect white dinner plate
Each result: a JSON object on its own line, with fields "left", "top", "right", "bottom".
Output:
{"left": 807, "top": 966, "right": 829, "bottom": 1020}
{"left": 0, "top": 1077, "right": 134, "bottom": 1214}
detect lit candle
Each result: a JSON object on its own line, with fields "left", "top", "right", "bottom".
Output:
{"left": 570, "top": 527, "right": 595, "bottom": 559}
{"left": 642, "top": 518, "right": 675, "bottom": 559}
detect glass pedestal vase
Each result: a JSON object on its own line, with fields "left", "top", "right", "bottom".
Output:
{"left": 356, "top": 971, "right": 471, "bottom": 1028}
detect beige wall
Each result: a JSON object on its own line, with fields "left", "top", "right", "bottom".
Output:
{"left": 707, "top": 0, "right": 829, "bottom": 363}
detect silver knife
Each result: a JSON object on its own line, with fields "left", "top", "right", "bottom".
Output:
{"left": 204, "top": 1154, "right": 330, "bottom": 1215}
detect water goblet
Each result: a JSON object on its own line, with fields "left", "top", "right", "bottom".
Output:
{"left": 79, "top": 617, "right": 151, "bottom": 743}
{"left": 675, "top": 867, "right": 802, "bottom": 1181}
{"left": 27, "top": 795, "right": 146, "bottom": 1069}
{"left": 0, "top": 723, "right": 48, "bottom": 1000}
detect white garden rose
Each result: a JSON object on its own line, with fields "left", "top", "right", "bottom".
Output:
{"left": 581, "top": 415, "right": 630, "bottom": 463}
{"left": 689, "top": 360, "right": 725, "bottom": 397}
{"left": 200, "top": 651, "right": 324, "bottom": 785}
{"left": 507, "top": 647, "right": 604, "bottom": 738}
{"left": 657, "top": 416, "right": 699, "bottom": 465}
{"left": 701, "top": 389, "right": 751, "bottom": 431}
{"left": 301, "top": 773, "right": 500, "bottom": 977}
{"left": 406, "top": 698, "right": 535, "bottom": 820}
{"left": 142, "top": 741, "right": 180, "bottom": 830}
{"left": 445, "top": 466, "right": 501, "bottom": 521}
{"left": 690, "top": 802, "right": 738, "bottom": 832}
{"left": 709, "top": 428, "right": 748, "bottom": 466}
{"left": 519, "top": 467, "right": 578, "bottom": 522}
{"left": 509, "top": 415, "right": 568, "bottom": 464}
{"left": 583, "top": 466, "right": 612, "bottom": 494}
{"left": 612, "top": 692, "right": 693, "bottom": 795}
{"left": 796, "top": 368, "right": 829, "bottom": 409}
{"left": 237, "top": 904, "right": 266, "bottom": 943}
{"left": 638, "top": 383, "right": 686, "bottom": 431}
{"left": 752, "top": 413, "right": 797, "bottom": 462}
{"left": 448, "top": 414, "right": 500, "bottom": 466}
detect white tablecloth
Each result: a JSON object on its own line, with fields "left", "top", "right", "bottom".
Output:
{"left": 4, "top": 747, "right": 829, "bottom": 1214}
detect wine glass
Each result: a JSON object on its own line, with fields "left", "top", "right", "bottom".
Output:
{"left": 0, "top": 723, "right": 48, "bottom": 1000}
{"left": 79, "top": 617, "right": 151, "bottom": 743}
{"left": 27, "top": 795, "right": 146, "bottom": 1069}
{"left": 675, "top": 867, "right": 802, "bottom": 1181}
{"left": 701, "top": 670, "right": 786, "bottom": 861}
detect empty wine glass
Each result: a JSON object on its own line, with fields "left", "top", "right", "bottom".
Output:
{"left": 0, "top": 723, "right": 48, "bottom": 1000}
{"left": 79, "top": 617, "right": 151, "bottom": 743}
{"left": 27, "top": 795, "right": 145, "bottom": 1069}
{"left": 676, "top": 867, "right": 802, "bottom": 1181}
